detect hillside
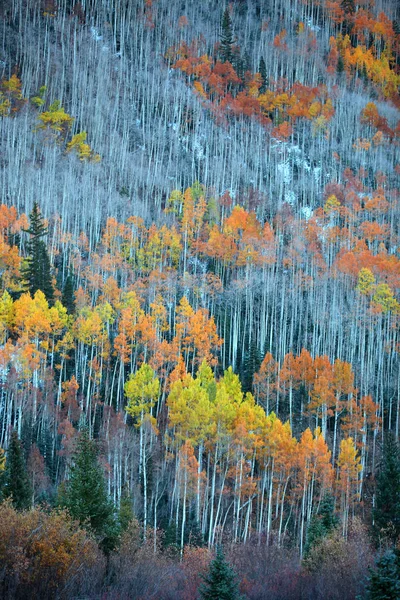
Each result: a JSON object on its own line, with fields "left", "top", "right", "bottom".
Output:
{"left": 0, "top": 0, "right": 399, "bottom": 598}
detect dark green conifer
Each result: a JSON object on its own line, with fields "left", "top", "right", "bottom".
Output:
{"left": 118, "top": 485, "right": 134, "bottom": 533}
{"left": 341, "top": 0, "right": 355, "bottom": 15}
{"left": 259, "top": 56, "right": 268, "bottom": 93}
{"left": 340, "top": 0, "right": 355, "bottom": 37}
{"left": 231, "top": 46, "right": 243, "bottom": 79}
{"left": 234, "top": 50, "right": 251, "bottom": 83}
{"left": 366, "top": 551, "right": 400, "bottom": 600}
{"left": 220, "top": 8, "right": 234, "bottom": 64}
{"left": 163, "top": 521, "right": 179, "bottom": 554}
{"left": 199, "top": 546, "right": 243, "bottom": 600}
{"left": 240, "top": 340, "right": 261, "bottom": 394}
{"left": 60, "top": 430, "right": 118, "bottom": 552}
{"left": 374, "top": 433, "right": 400, "bottom": 543}
{"left": 2, "top": 430, "right": 31, "bottom": 510}
{"left": 242, "top": 51, "right": 251, "bottom": 74}
{"left": 362, "top": 62, "right": 369, "bottom": 83}
{"left": 185, "top": 514, "right": 205, "bottom": 547}
{"left": 337, "top": 52, "right": 345, "bottom": 74}
{"left": 62, "top": 271, "right": 75, "bottom": 314}
{"left": 305, "top": 493, "right": 338, "bottom": 556}
{"left": 22, "top": 202, "right": 54, "bottom": 303}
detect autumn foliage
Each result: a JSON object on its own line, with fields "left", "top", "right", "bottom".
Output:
{"left": 0, "top": 0, "right": 399, "bottom": 596}
{"left": 0, "top": 501, "right": 104, "bottom": 599}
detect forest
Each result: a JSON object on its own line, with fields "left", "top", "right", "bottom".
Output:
{"left": 0, "top": 0, "right": 399, "bottom": 598}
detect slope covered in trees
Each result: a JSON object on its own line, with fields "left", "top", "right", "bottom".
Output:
{"left": 0, "top": 0, "right": 399, "bottom": 598}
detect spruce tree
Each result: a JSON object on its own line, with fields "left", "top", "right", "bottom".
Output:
{"left": 199, "top": 547, "right": 243, "bottom": 600}
{"left": 240, "top": 339, "right": 261, "bottom": 393}
{"left": 220, "top": 8, "right": 234, "bottom": 64}
{"left": 374, "top": 433, "right": 400, "bottom": 543}
{"left": 2, "top": 430, "right": 31, "bottom": 510}
{"left": 366, "top": 551, "right": 400, "bottom": 600}
{"left": 362, "top": 62, "right": 369, "bottom": 84}
{"left": 231, "top": 46, "right": 243, "bottom": 80}
{"left": 60, "top": 430, "right": 118, "bottom": 552}
{"left": 185, "top": 513, "right": 205, "bottom": 547}
{"left": 305, "top": 493, "right": 338, "bottom": 556}
{"left": 337, "top": 52, "right": 345, "bottom": 74}
{"left": 340, "top": 0, "right": 355, "bottom": 37}
{"left": 22, "top": 202, "right": 54, "bottom": 303}
{"left": 62, "top": 271, "right": 75, "bottom": 314}
{"left": 235, "top": 50, "right": 251, "bottom": 82}
{"left": 259, "top": 56, "right": 268, "bottom": 93}
{"left": 341, "top": 0, "right": 355, "bottom": 15}
{"left": 118, "top": 485, "right": 134, "bottom": 533}
{"left": 163, "top": 521, "right": 180, "bottom": 554}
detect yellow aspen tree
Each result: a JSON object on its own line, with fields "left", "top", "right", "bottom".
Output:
{"left": 337, "top": 437, "right": 362, "bottom": 538}
{"left": 356, "top": 267, "right": 375, "bottom": 295}
{"left": 125, "top": 363, "right": 160, "bottom": 538}
{"left": 167, "top": 363, "right": 213, "bottom": 528}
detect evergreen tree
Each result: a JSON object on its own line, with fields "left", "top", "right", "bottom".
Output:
{"left": 259, "top": 56, "right": 268, "bottom": 93}
{"left": 62, "top": 271, "right": 75, "bottom": 314}
{"left": 240, "top": 339, "right": 261, "bottom": 393}
{"left": 337, "top": 52, "right": 345, "bottom": 74}
{"left": 22, "top": 202, "right": 54, "bottom": 303}
{"left": 340, "top": 0, "right": 355, "bottom": 37}
{"left": 362, "top": 62, "right": 369, "bottom": 84}
{"left": 220, "top": 8, "right": 234, "bottom": 64}
{"left": 242, "top": 51, "right": 251, "bottom": 74}
{"left": 341, "top": 0, "right": 355, "bottom": 15}
{"left": 60, "top": 430, "right": 118, "bottom": 552}
{"left": 231, "top": 46, "right": 243, "bottom": 80}
{"left": 366, "top": 551, "right": 400, "bottom": 600}
{"left": 2, "top": 430, "right": 31, "bottom": 510}
{"left": 118, "top": 485, "right": 134, "bottom": 533}
{"left": 305, "top": 493, "right": 338, "bottom": 556}
{"left": 163, "top": 521, "right": 180, "bottom": 554}
{"left": 185, "top": 513, "right": 205, "bottom": 547}
{"left": 199, "top": 547, "right": 243, "bottom": 600}
{"left": 374, "top": 433, "right": 400, "bottom": 543}
{"left": 233, "top": 50, "right": 251, "bottom": 86}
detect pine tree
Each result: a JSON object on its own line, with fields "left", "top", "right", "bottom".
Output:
{"left": 341, "top": 0, "right": 355, "bottom": 15}
{"left": 374, "top": 433, "right": 400, "bottom": 543}
{"left": 22, "top": 202, "right": 54, "bottom": 303}
{"left": 340, "top": 0, "right": 355, "bottom": 37}
{"left": 362, "top": 62, "right": 369, "bottom": 84}
{"left": 163, "top": 521, "right": 180, "bottom": 554}
{"left": 118, "top": 485, "right": 134, "bottom": 532}
{"left": 2, "top": 430, "right": 31, "bottom": 510}
{"left": 199, "top": 547, "right": 243, "bottom": 600}
{"left": 366, "top": 551, "right": 400, "bottom": 600}
{"left": 62, "top": 271, "right": 75, "bottom": 314}
{"left": 240, "top": 51, "right": 251, "bottom": 78}
{"left": 185, "top": 513, "right": 205, "bottom": 547}
{"left": 259, "top": 56, "right": 268, "bottom": 93}
{"left": 240, "top": 339, "right": 261, "bottom": 393}
{"left": 220, "top": 8, "right": 234, "bottom": 64}
{"left": 337, "top": 52, "right": 345, "bottom": 74}
{"left": 60, "top": 430, "right": 119, "bottom": 552}
{"left": 305, "top": 494, "right": 338, "bottom": 556}
{"left": 231, "top": 46, "right": 243, "bottom": 80}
